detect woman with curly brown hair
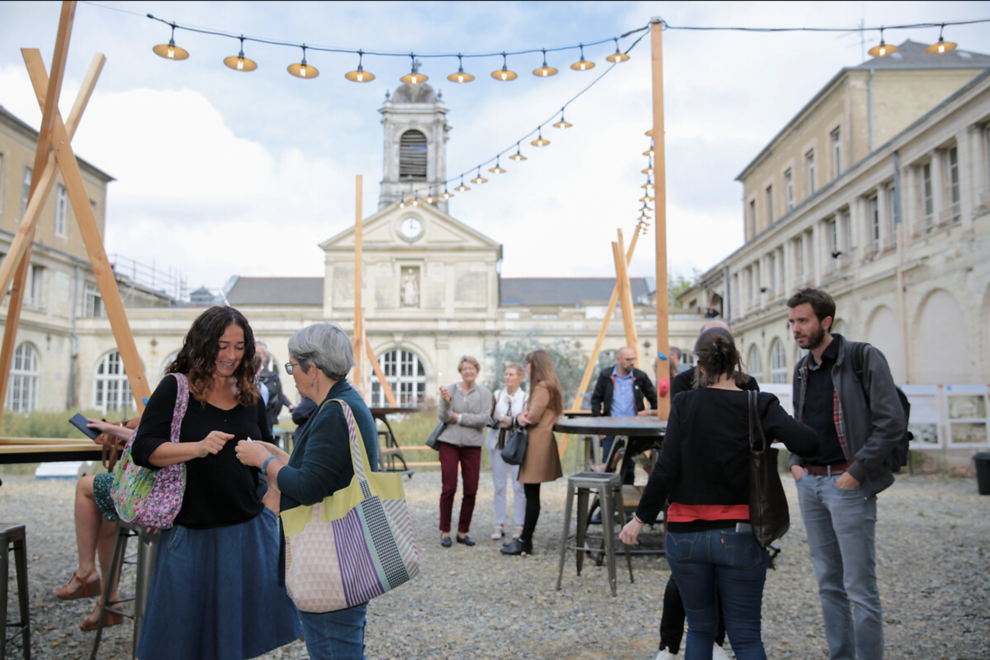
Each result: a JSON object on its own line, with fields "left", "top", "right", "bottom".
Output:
{"left": 131, "top": 306, "right": 301, "bottom": 660}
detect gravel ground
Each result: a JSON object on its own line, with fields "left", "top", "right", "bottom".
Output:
{"left": 2, "top": 470, "right": 988, "bottom": 660}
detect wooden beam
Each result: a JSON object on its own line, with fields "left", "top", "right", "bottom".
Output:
{"left": 616, "top": 229, "right": 640, "bottom": 362}
{"left": 353, "top": 175, "right": 364, "bottom": 394}
{"left": 651, "top": 19, "right": 671, "bottom": 420}
{"left": 364, "top": 338, "right": 398, "bottom": 408}
{"left": 0, "top": 230, "right": 36, "bottom": 419}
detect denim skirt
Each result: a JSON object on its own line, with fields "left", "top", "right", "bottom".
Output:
{"left": 136, "top": 509, "right": 302, "bottom": 660}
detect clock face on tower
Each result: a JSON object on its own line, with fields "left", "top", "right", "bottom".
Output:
{"left": 400, "top": 216, "right": 423, "bottom": 241}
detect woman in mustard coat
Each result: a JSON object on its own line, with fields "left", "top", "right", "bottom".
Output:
{"left": 501, "top": 349, "right": 563, "bottom": 556}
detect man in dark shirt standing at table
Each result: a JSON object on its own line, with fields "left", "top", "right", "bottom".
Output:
{"left": 590, "top": 347, "right": 657, "bottom": 484}
{"left": 788, "top": 288, "right": 905, "bottom": 660}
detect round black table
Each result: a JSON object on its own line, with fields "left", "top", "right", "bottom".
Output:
{"left": 554, "top": 416, "right": 666, "bottom": 437}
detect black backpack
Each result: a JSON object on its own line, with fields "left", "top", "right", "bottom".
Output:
{"left": 847, "top": 341, "right": 913, "bottom": 473}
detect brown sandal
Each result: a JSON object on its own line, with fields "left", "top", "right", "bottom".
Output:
{"left": 80, "top": 609, "right": 124, "bottom": 632}
{"left": 56, "top": 569, "right": 102, "bottom": 601}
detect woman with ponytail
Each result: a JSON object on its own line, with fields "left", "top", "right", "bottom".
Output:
{"left": 620, "top": 328, "right": 818, "bottom": 660}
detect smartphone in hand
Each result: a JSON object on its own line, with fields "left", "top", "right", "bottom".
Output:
{"left": 69, "top": 413, "right": 99, "bottom": 440}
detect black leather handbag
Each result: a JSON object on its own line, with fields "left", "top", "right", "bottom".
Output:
{"left": 747, "top": 390, "right": 790, "bottom": 548}
{"left": 425, "top": 422, "right": 445, "bottom": 451}
{"left": 500, "top": 427, "right": 528, "bottom": 466}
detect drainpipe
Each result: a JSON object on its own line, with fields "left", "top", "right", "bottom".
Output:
{"left": 868, "top": 69, "right": 875, "bottom": 152}
{"left": 893, "top": 151, "right": 910, "bottom": 384}
{"left": 67, "top": 265, "right": 80, "bottom": 410}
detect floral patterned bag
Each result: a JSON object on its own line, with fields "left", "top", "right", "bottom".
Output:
{"left": 110, "top": 373, "right": 190, "bottom": 529}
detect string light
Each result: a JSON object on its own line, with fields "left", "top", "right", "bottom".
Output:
{"left": 643, "top": 140, "right": 655, "bottom": 157}
{"left": 471, "top": 167, "right": 488, "bottom": 185}
{"left": 441, "top": 186, "right": 455, "bottom": 199}
{"left": 533, "top": 49, "right": 558, "bottom": 77}
{"left": 454, "top": 176, "right": 470, "bottom": 192}
{"left": 641, "top": 176, "right": 654, "bottom": 190}
{"left": 645, "top": 129, "right": 654, "bottom": 136}
{"left": 287, "top": 45, "right": 318, "bottom": 79}
{"left": 492, "top": 53, "right": 518, "bottom": 81}
{"left": 868, "top": 28, "right": 897, "bottom": 57}
{"left": 642, "top": 158, "right": 655, "bottom": 175}
{"left": 152, "top": 24, "right": 189, "bottom": 61}
{"left": 223, "top": 36, "right": 258, "bottom": 72}
{"left": 639, "top": 194, "right": 655, "bottom": 203}
{"left": 509, "top": 143, "right": 527, "bottom": 161}
{"left": 424, "top": 189, "right": 438, "bottom": 204}
{"left": 488, "top": 157, "right": 507, "bottom": 175}
{"left": 553, "top": 109, "right": 572, "bottom": 129}
{"left": 400, "top": 56, "right": 427, "bottom": 84}
{"left": 606, "top": 38, "right": 631, "bottom": 63}
{"left": 344, "top": 51, "right": 374, "bottom": 82}
{"left": 571, "top": 44, "right": 595, "bottom": 71}
{"left": 448, "top": 55, "right": 475, "bottom": 83}
{"left": 926, "top": 25, "right": 957, "bottom": 54}
{"left": 531, "top": 129, "right": 550, "bottom": 147}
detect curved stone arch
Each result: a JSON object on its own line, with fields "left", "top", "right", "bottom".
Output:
{"left": 769, "top": 337, "right": 789, "bottom": 383}
{"left": 865, "top": 305, "right": 906, "bottom": 384}
{"left": 831, "top": 317, "right": 849, "bottom": 337}
{"left": 159, "top": 351, "right": 180, "bottom": 381}
{"left": 911, "top": 288, "right": 970, "bottom": 384}
{"left": 371, "top": 344, "right": 431, "bottom": 407}
{"left": 93, "top": 349, "right": 145, "bottom": 414}
{"left": 746, "top": 345, "right": 763, "bottom": 383}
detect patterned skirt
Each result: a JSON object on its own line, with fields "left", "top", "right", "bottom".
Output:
{"left": 136, "top": 509, "right": 302, "bottom": 660}
{"left": 93, "top": 472, "right": 118, "bottom": 522}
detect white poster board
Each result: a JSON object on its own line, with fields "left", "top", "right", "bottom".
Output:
{"left": 944, "top": 384, "right": 990, "bottom": 449}
{"left": 901, "top": 385, "right": 944, "bottom": 450}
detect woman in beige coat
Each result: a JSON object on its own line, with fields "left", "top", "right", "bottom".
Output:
{"left": 501, "top": 349, "right": 563, "bottom": 556}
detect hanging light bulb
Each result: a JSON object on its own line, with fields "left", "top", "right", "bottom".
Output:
{"left": 440, "top": 186, "right": 455, "bottom": 199}
{"left": 398, "top": 198, "right": 408, "bottom": 208}
{"left": 605, "top": 38, "right": 630, "bottom": 63}
{"left": 454, "top": 176, "right": 470, "bottom": 192}
{"left": 643, "top": 140, "right": 655, "bottom": 157}
{"left": 345, "top": 51, "right": 375, "bottom": 82}
{"left": 491, "top": 53, "right": 518, "bottom": 81}
{"left": 639, "top": 194, "right": 655, "bottom": 203}
{"left": 868, "top": 29, "right": 898, "bottom": 58}
{"left": 642, "top": 176, "right": 655, "bottom": 190}
{"left": 509, "top": 143, "right": 527, "bottom": 162}
{"left": 533, "top": 49, "right": 558, "bottom": 77}
{"left": 553, "top": 109, "right": 572, "bottom": 129}
{"left": 571, "top": 44, "right": 595, "bottom": 71}
{"left": 488, "top": 157, "right": 507, "bottom": 175}
{"left": 447, "top": 54, "right": 475, "bottom": 83}
{"left": 926, "top": 25, "right": 958, "bottom": 54}
{"left": 531, "top": 129, "right": 550, "bottom": 147}
{"left": 400, "top": 56, "right": 428, "bottom": 84}
{"left": 424, "top": 188, "right": 438, "bottom": 204}
{"left": 642, "top": 159, "right": 655, "bottom": 175}
{"left": 639, "top": 203, "right": 652, "bottom": 213}
{"left": 645, "top": 129, "right": 654, "bottom": 137}
{"left": 153, "top": 24, "right": 189, "bottom": 61}
{"left": 224, "top": 36, "right": 258, "bottom": 72}
{"left": 471, "top": 167, "right": 488, "bottom": 185}
{"left": 288, "top": 45, "right": 319, "bottom": 79}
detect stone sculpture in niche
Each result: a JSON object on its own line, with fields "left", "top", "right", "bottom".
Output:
{"left": 401, "top": 267, "right": 420, "bottom": 307}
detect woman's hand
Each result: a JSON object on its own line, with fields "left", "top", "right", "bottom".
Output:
{"left": 497, "top": 415, "right": 513, "bottom": 429}
{"left": 439, "top": 386, "right": 451, "bottom": 403}
{"left": 234, "top": 439, "right": 270, "bottom": 467}
{"left": 516, "top": 412, "right": 531, "bottom": 427}
{"left": 197, "top": 431, "right": 234, "bottom": 458}
{"left": 254, "top": 441, "right": 290, "bottom": 463}
{"left": 86, "top": 419, "right": 132, "bottom": 442}
{"left": 790, "top": 465, "right": 806, "bottom": 482}
{"left": 619, "top": 517, "right": 645, "bottom": 546}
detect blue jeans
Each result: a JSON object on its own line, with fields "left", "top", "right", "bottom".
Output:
{"left": 665, "top": 528, "right": 768, "bottom": 660}
{"left": 796, "top": 473, "right": 883, "bottom": 660}
{"left": 298, "top": 604, "right": 368, "bottom": 660}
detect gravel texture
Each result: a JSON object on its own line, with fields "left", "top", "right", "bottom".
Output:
{"left": 1, "top": 470, "right": 988, "bottom": 660}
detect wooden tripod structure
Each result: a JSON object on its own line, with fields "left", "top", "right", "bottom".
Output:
{"left": 350, "top": 175, "right": 398, "bottom": 408}
{"left": 0, "top": 1, "right": 150, "bottom": 427}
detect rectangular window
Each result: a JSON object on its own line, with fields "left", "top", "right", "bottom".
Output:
{"left": 826, "top": 218, "right": 838, "bottom": 255}
{"left": 768, "top": 252, "right": 777, "bottom": 295}
{"left": 868, "top": 195, "right": 880, "bottom": 243}
{"left": 794, "top": 236, "right": 804, "bottom": 283}
{"left": 831, "top": 128, "right": 842, "bottom": 178}
{"left": 21, "top": 167, "right": 32, "bottom": 216}
{"left": 748, "top": 199, "right": 756, "bottom": 237}
{"left": 922, "top": 163, "right": 933, "bottom": 219}
{"left": 84, "top": 283, "right": 105, "bottom": 318}
{"left": 28, "top": 265, "right": 43, "bottom": 307}
{"left": 948, "top": 147, "right": 960, "bottom": 205}
{"left": 886, "top": 185, "right": 897, "bottom": 233}
{"left": 766, "top": 185, "right": 774, "bottom": 224}
{"left": 731, "top": 273, "right": 739, "bottom": 317}
{"left": 806, "top": 151, "right": 816, "bottom": 195}
{"left": 90, "top": 199, "right": 97, "bottom": 221}
{"left": 785, "top": 169, "right": 794, "bottom": 210}
{"left": 841, "top": 210, "right": 853, "bottom": 252}
{"left": 55, "top": 184, "right": 68, "bottom": 237}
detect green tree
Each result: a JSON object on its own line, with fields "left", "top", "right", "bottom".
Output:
{"left": 668, "top": 269, "right": 702, "bottom": 309}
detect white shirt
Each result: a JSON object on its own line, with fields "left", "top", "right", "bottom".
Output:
{"left": 485, "top": 387, "right": 529, "bottom": 451}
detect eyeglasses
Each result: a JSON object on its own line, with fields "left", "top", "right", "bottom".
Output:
{"left": 285, "top": 362, "right": 301, "bottom": 375}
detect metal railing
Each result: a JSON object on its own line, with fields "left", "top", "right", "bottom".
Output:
{"left": 107, "top": 254, "right": 188, "bottom": 302}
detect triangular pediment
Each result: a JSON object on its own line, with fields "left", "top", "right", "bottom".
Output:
{"left": 319, "top": 203, "right": 502, "bottom": 254}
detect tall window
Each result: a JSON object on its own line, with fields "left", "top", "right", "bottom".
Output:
{"left": 748, "top": 199, "right": 756, "bottom": 237}
{"left": 94, "top": 351, "right": 133, "bottom": 414}
{"left": 765, "top": 185, "right": 774, "bottom": 224}
{"left": 921, "top": 163, "right": 933, "bottom": 219}
{"left": 826, "top": 218, "right": 838, "bottom": 255}
{"left": 399, "top": 130, "right": 428, "bottom": 180}
{"left": 7, "top": 343, "right": 39, "bottom": 412}
{"left": 55, "top": 184, "right": 68, "bottom": 236}
{"left": 867, "top": 195, "right": 880, "bottom": 243}
{"left": 948, "top": 147, "right": 960, "bottom": 206}
{"left": 90, "top": 199, "right": 97, "bottom": 221}
{"left": 806, "top": 151, "right": 816, "bottom": 195}
{"left": 28, "top": 265, "right": 43, "bottom": 307}
{"left": 770, "top": 340, "right": 788, "bottom": 383}
{"left": 886, "top": 185, "right": 897, "bottom": 236}
{"left": 785, "top": 169, "right": 794, "bottom": 211}
{"left": 841, "top": 210, "right": 852, "bottom": 253}
{"left": 747, "top": 345, "right": 763, "bottom": 383}
{"left": 84, "top": 283, "right": 104, "bottom": 318}
{"left": 371, "top": 349, "right": 427, "bottom": 407}
{"left": 768, "top": 252, "right": 777, "bottom": 295}
{"left": 831, "top": 128, "right": 842, "bottom": 177}
{"left": 794, "top": 235, "right": 805, "bottom": 283}
{"left": 21, "top": 167, "right": 32, "bottom": 215}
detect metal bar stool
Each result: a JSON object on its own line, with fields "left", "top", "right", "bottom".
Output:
{"left": 90, "top": 521, "right": 158, "bottom": 660}
{"left": 555, "top": 472, "right": 634, "bottom": 597}
{"left": 0, "top": 523, "right": 30, "bottom": 659}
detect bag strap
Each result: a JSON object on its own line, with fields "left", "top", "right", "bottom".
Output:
{"left": 169, "top": 373, "right": 191, "bottom": 444}
{"left": 330, "top": 399, "right": 372, "bottom": 483}
{"left": 748, "top": 391, "right": 768, "bottom": 452}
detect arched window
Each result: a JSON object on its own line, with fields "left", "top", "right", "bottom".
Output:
{"left": 94, "top": 350, "right": 133, "bottom": 414}
{"left": 371, "top": 349, "right": 427, "bottom": 407}
{"left": 747, "top": 345, "right": 763, "bottom": 383}
{"left": 770, "top": 339, "right": 788, "bottom": 383}
{"left": 399, "top": 130, "right": 428, "bottom": 180}
{"left": 7, "top": 343, "right": 39, "bottom": 412}
{"left": 159, "top": 351, "right": 179, "bottom": 381}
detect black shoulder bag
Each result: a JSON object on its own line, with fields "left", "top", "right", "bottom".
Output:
{"left": 747, "top": 390, "right": 790, "bottom": 548}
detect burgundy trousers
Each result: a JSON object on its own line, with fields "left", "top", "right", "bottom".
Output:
{"left": 438, "top": 442, "right": 482, "bottom": 534}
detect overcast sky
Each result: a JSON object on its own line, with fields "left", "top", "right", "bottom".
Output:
{"left": 1, "top": 1, "right": 988, "bottom": 295}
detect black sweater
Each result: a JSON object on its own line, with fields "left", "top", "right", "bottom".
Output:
{"left": 636, "top": 388, "right": 819, "bottom": 530}
{"left": 132, "top": 375, "right": 271, "bottom": 529}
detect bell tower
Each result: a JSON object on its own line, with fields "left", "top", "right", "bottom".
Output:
{"left": 379, "top": 82, "right": 450, "bottom": 214}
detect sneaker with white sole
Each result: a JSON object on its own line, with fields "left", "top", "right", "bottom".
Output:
{"left": 654, "top": 649, "right": 678, "bottom": 660}
{"left": 712, "top": 642, "right": 730, "bottom": 660}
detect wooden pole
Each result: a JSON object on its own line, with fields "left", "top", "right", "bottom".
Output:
{"left": 615, "top": 229, "right": 640, "bottom": 362}
{"left": 651, "top": 18, "right": 671, "bottom": 421}
{"left": 353, "top": 175, "right": 364, "bottom": 395}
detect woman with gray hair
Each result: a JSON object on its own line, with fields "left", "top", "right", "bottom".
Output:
{"left": 236, "top": 322, "right": 378, "bottom": 660}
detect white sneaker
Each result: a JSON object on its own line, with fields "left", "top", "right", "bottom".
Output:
{"left": 712, "top": 643, "right": 730, "bottom": 660}
{"left": 654, "top": 650, "right": 677, "bottom": 660}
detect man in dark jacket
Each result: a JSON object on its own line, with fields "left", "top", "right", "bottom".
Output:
{"left": 788, "top": 288, "right": 905, "bottom": 660}
{"left": 257, "top": 342, "right": 291, "bottom": 432}
{"left": 590, "top": 347, "right": 658, "bottom": 484}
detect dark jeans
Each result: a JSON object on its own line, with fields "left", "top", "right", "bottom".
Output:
{"left": 520, "top": 483, "right": 541, "bottom": 543}
{"left": 438, "top": 442, "right": 481, "bottom": 534}
{"left": 659, "top": 574, "right": 726, "bottom": 654}
{"left": 298, "top": 603, "right": 367, "bottom": 660}
{"left": 665, "top": 528, "right": 768, "bottom": 660}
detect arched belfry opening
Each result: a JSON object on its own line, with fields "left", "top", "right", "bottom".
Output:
{"left": 379, "top": 83, "right": 449, "bottom": 212}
